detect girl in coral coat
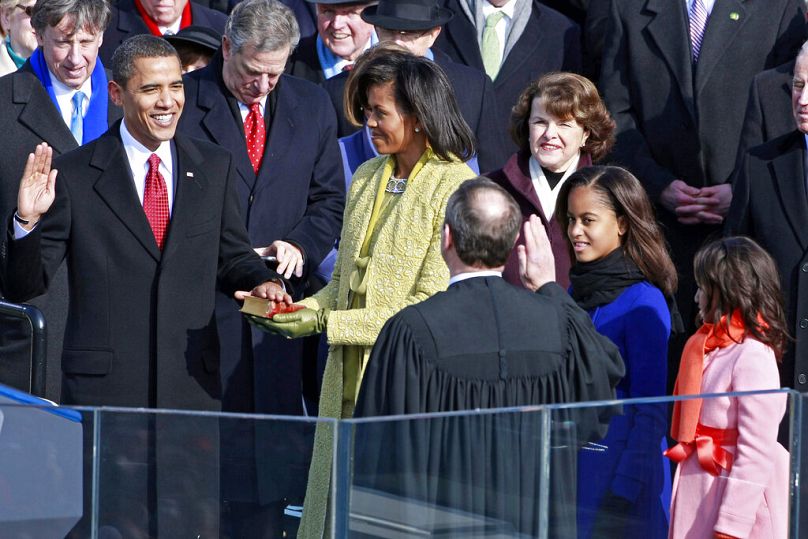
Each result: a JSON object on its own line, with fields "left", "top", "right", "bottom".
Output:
{"left": 667, "top": 237, "right": 791, "bottom": 539}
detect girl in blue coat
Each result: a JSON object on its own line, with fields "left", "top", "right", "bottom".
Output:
{"left": 555, "top": 165, "right": 680, "bottom": 538}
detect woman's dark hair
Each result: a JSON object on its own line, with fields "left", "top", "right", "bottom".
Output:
{"left": 555, "top": 166, "right": 678, "bottom": 298}
{"left": 693, "top": 236, "right": 790, "bottom": 360}
{"left": 510, "top": 72, "right": 615, "bottom": 162}
{"left": 344, "top": 43, "right": 476, "bottom": 162}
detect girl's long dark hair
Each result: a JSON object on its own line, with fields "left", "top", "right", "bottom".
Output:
{"left": 556, "top": 165, "right": 678, "bottom": 298}
{"left": 694, "top": 236, "right": 790, "bottom": 360}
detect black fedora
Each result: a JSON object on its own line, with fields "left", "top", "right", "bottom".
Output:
{"left": 164, "top": 25, "right": 222, "bottom": 54}
{"left": 361, "top": 0, "right": 454, "bottom": 31}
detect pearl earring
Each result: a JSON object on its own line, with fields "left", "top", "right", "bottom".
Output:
{"left": 414, "top": 127, "right": 421, "bottom": 133}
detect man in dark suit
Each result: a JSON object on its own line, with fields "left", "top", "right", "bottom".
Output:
{"left": 0, "top": 0, "right": 121, "bottom": 400}
{"left": 286, "top": 0, "right": 377, "bottom": 84}
{"left": 736, "top": 58, "right": 797, "bottom": 164}
{"left": 177, "top": 0, "right": 344, "bottom": 533}
{"left": 727, "top": 43, "right": 808, "bottom": 393}
{"left": 326, "top": 0, "right": 509, "bottom": 172}
{"left": 100, "top": 0, "right": 227, "bottom": 65}
{"left": 178, "top": 0, "right": 344, "bottom": 417}
{"left": 354, "top": 178, "right": 624, "bottom": 536}
{"left": 599, "top": 0, "right": 805, "bottom": 366}
{"left": 3, "top": 34, "right": 286, "bottom": 536}
{"left": 433, "top": 0, "right": 581, "bottom": 150}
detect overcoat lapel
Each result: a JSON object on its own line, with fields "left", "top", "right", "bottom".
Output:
{"left": 694, "top": 0, "right": 747, "bottom": 96}
{"left": 161, "top": 136, "right": 209, "bottom": 262}
{"left": 254, "top": 80, "right": 295, "bottom": 195}
{"left": 494, "top": 5, "right": 543, "bottom": 88}
{"left": 13, "top": 72, "right": 77, "bottom": 155}
{"left": 772, "top": 137, "right": 808, "bottom": 252}
{"left": 90, "top": 133, "right": 162, "bottom": 261}
{"left": 196, "top": 75, "right": 257, "bottom": 193}
{"left": 442, "top": 0, "right": 484, "bottom": 69}
{"left": 644, "top": 0, "right": 696, "bottom": 121}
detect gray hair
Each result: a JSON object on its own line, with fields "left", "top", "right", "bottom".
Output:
{"left": 225, "top": 0, "right": 299, "bottom": 55}
{"left": 444, "top": 178, "right": 522, "bottom": 269}
{"left": 111, "top": 35, "right": 180, "bottom": 87}
{"left": 31, "top": 0, "right": 110, "bottom": 36}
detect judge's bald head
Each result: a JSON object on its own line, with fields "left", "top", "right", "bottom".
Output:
{"left": 443, "top": 178, "right": 521, "bottom": 269}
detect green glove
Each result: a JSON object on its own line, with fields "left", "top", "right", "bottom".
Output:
{"left": 247, "top": 308, "right": 328, "bottom": 339}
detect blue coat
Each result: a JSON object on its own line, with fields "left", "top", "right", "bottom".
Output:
{"left": 575, "top": 281, "right": 672, "bottom": 538}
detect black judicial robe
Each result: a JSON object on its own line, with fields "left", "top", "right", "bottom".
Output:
{"left": 353, "top": 277, "right": 624, "bottom": 537}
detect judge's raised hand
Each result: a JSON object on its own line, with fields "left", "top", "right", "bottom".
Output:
{"left": 17, "top": 143, "right": 58, "bottom": 230}
{"left": 256, "top": 240, "right": 304, "bottom": 279}
{"left": 517, "top": 214, "right": 555, "bottom": 292}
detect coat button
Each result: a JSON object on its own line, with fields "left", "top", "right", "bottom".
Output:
{"left": 802, "top": 319, "right": 808, "bottom": 329}
{"left": 803, "top": 263, "right": 808, "bottom": 273}
{"left": 800, "top": 374, "right": 807, "bottom": 385}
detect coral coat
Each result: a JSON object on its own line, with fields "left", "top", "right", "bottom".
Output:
{"left": 668, "top": 339, "right": 789, "bottom": 539}
{"left": 298, "top": 153, "right": 474, "bottom": 538}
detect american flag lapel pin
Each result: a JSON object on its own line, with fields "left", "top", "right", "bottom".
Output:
{"left": 186, "top": 171, "right": 194, "bottom": 179}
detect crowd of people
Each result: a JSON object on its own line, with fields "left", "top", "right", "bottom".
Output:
{"left": 0, "top": 0, "right": 806, "bottom": 537}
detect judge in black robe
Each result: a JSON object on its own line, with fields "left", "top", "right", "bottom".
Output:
{"left": 352, "top": 179, "right": 624, "bottom": 537}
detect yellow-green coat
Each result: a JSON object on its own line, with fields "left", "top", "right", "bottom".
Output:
{"left": 297, "top": 151, "right": 474, "bottom": 538}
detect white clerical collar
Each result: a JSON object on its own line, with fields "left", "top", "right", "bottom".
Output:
{"left": 449, "top": 270, "right": 503, "bottom": 286}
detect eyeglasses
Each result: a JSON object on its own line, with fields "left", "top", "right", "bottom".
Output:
{"left": 15, "top": 4, "right": 34, "bottom": 17}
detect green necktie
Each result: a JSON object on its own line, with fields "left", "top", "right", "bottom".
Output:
{"left": 481, "top": 11, "right": 506, "bottom": 79}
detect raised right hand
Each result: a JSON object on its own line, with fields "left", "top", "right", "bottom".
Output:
{"left": 17, "top": 143, "right": 57, "bottom": 230}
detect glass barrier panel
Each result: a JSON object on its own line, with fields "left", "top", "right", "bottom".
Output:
{"left": 548, "top": 390, "right": 794, "bottom": 539}
{"left": 87, "top": 408, "right": 333, "bottom": 539}
{"left": 0, "top": 400, "right": 86, "bottom": 539}
{"left": 341, "top": 408, "right": 550, "bottom": 538}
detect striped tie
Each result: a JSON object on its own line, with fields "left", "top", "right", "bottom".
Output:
{"left": 689, "top": 0, "right": 709, "bottom": 63}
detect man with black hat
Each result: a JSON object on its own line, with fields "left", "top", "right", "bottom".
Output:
{"left": 165, "top": 24, "right": 221, "bottom": 73}
{"left": 324, "top": 0, "right": 509, "bottom": 173}
{"left": 286, "top": 0, "right": 377, "bottom": 84}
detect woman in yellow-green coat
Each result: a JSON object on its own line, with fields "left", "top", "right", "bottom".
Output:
{"left": 251, "top": 44, "right": 477, "bottom": 538}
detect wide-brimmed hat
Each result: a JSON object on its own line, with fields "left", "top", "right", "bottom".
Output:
{"left": 165, "top": 25, "right": 222, "bottom": 53}
{"left": 361, "top": 0, "right": 454, "bottom": 31}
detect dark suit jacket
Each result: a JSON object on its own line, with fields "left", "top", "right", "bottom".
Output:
{"left": 323, "top": 48, "right": 510, "bottom": 172}
{"left": 601, "top": 0, "right": 805, "bottom": 200}
{"left": 0, "top": 63, "right": 122, "bottom": 401}
{"left": 600, "top": 0, "right": 805, "bottom": 335}
{"left": 178, "top": 58, "right": 344, "bottom": 414}
{"left": 434, "top": 0, "right": 582, "bottom": 149}
{"left": 726, "top": 131, "right": 808, "bottom": 392}
{"left": 736, "top": 59, "right": 795, "bottom": 166}
{"left": 100, "top": 0, "right": 228, "bottom": 65}
{"left": 1, "top": 126, "right": 275, "bottom": 410}
{"left": 286, "top": 34, "right": 326, "bottom": 85}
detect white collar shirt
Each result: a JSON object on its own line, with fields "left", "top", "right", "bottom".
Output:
{"left": 120, "top": 119, "right": 175, "bottom": 216}
{"left": 50, "top": 70, "right": 93, "bottom": 130}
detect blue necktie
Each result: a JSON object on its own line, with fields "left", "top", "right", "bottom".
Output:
{"left": 70, "top": 91, "right": 86, "bottom": 144}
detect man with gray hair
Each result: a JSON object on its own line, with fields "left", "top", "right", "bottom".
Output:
{"left": 0, "top": 0, "right": 120, "bottom": 399}
{"left": 178, "top": 0, "right": 344, "bottom": 534}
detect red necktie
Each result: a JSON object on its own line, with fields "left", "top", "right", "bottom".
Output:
{"left": 144, "top": 153, "right": 170, "bottom": 250}
{"left": 244, "top": 103, "right": 266, "bottom": 174}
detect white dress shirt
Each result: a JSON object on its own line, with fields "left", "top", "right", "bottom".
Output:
{"left": 238, "top": 95, "right": 269, "bottom": 122}
{"left": 685, "top": 0, "right": 716, "bottom": 16}
{"left": 120, "top": 119, "right": 175, "bottom": 215}
{"left": 449, "top": 270, "right": 503, "bottom": 286}
{"left": 482, "top": 0, "right": 518, "bottom": 62}
{"left": 49, "top": 70, "right": 92, "bottom": 129}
